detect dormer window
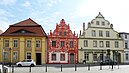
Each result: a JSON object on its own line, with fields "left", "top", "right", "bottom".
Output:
{"left": 96, "top": 21, "right": 99, "bottom": 25}
{"left": 21, "top": 30, "right": 26, "bottom": 33}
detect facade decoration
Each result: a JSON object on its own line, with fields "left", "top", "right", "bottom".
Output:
{"left": 47, "top": 19, "right": 78, "bottom": 64}
{"left": 78, "top": 12, "right": 124, "bottom": 64}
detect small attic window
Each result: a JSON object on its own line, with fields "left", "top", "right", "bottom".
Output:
{"left": 102, "top": 21, "right": 105, "bottom": 26}
{"left": 96, "top": 21, "right": 99, "bottom": 25}
{"left": 21, "top": 30, "right": 26, "bottom": 33}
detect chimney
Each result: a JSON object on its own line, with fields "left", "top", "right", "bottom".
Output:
{"left": 83, "top": 22, "right": 85, "bottom": 32}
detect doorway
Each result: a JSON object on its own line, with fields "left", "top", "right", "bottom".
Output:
{"left": 36, "top": 53, "right": 41, "bottom": 65}
{"left": 70, "top": 53, "right": 74, "bottom": 64}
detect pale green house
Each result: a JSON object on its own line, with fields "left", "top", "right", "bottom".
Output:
{"left": 78, "top": 12, "right": 124, "bottom": 64}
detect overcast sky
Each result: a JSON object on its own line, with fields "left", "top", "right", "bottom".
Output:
{"left": 0, "top": 0, "right": 129, "bottom": 34}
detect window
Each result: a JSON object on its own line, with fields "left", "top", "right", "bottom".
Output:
{"left": 100, "top": 41, "right": 103, "bottom": 47}
{"left": 96, "top": 21, "right": 99, "bottom": 25}
{"left": 61, "top": 41, "right": 65, "bottom": 47}
{"left": 125, "top": 34, "right": 128, "bottom": 39}
{"left": 99, "top": 30, "right": 103, "bottom": 37}
{"left": 115, "top": 41, "right": 119, "bottom": 48}
{"left": 64, "top": 32, "right": 67, "bottom": 36}
{"left": 92, "top": 30, "right": 96, "bottom": 37}
{"left": 60, "top": 54, "right": 65, "bottom": 61}
{"left": 106, "top": 41, "right": 110, "bottom": 47}
{"left": 106, "top": 31, "right": 110, "bottom": 37}
{"left": 36, "top": 40, "right": 41, "bottom": 48}
{"left": 84, "top": 40, "right": 88, "bottom": 47}
{"left": 26, "top": 40, "right": 31, "bottom": 48}
{"left": 126, "top": 53, "right": 129, "bottom": 60}
{"left": 52, "top": 41, "right": 56, "bottom": 47}
{"left": 93, "top": 54, "right": 97, "bottom": 61}
{"left": 93, "top": 41, "right": 97, "bottom": 47}
{"left": 52, "top": 53, "right": 56, "bottom": 61}
{"left": 13, "top": 39, "right": 18, "bottom": 47}
{"left": 27, "top": 53, "right": 31, "bottom": 59}
{"left": 59, "top": 31, "right": 62, "bottom": 36}
{"left": 102, "top": 21, "right": 105, "bottom": 26}
{"left": 13, "top": 52, "right": 18, "bottom": 60}
{"left": 125, "top": 42, "right": 128, "bottom": 48}
{"left": 70, "top": 41, "right": 73, "bottom": 48}
{"left": 4, "top": 40, "right": 9, "bottom": 47}
{"left": 4, "top": 52, "right": 8, "bottom": 60}
{"left": 84, "top": 52, "right": 89, "bottom": 61}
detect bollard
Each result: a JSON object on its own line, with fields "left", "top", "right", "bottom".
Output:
{"left": 12, "top": 65, "right": 14, "bottom": 73}
{"left": 29, "top": 66, "right": 31, "bottom": 72}
{"left": 111, "top": 63, "right": 114, "bottom": 70}
{"left": 61, "top": 65, "right": 62, "bottom": 72}
{"left": 45, "top": 65, "right": 47, "bottom": 72}
{"left": 75, "top": 64, "right": 77, "bottom": 71}
{"left": 100, "top": 64, "right": 102, "bottom": 70}
{"left": 88, "top": 64, "right": 90, "bottom": 71}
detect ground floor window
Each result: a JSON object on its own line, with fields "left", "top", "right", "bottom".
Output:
{"left": 93, "top": 54, "right": 97, "bottom": 61}
{"left": 13, "top": 52, "right": 18, "bottom": 61}
{"left": 60, "top": 53, "right": 65, "bottom": 61}
{"left": 52, "top": 53, "right": 56, "bottom": 61}
{"left": 126, "top": 53, "right": 129, "bottom": 60}
{"left": 4, "top": 52, "right": 8, "bottom": 60}
{"left": 27, "top": 52, "right": 31, "bottom": 59}
{"left": 84, "top": 52, "right": 89, "bottom": 61}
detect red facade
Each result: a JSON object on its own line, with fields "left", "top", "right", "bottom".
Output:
{"left": 47, "top": 19, "right": 78, "bottom": 64}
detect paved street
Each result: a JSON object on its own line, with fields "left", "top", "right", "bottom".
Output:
{"left": 6, "top": 64, "right": 129, "bottom": 73}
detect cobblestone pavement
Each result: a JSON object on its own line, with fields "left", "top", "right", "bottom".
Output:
{"left": 7, "top": 65, "right": 129, "bottom": 73}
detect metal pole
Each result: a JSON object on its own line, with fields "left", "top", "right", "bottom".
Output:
{"left": 12, "top": 65, "right": 14, "bottom": 73}
{"left": 88, "top": 64, "right": 90, "bottom": 71}
{"left": 29, "top": 66, "right": 31, "bottom": 72}
{"left": 61, "top": 65, "right": 62, "bottom": 72}
{"left": 75, "top": 64, "right": 77, "bottom": 71}
{"left": 2, "top": 49, "right": 4, "bottom": 73}
{"left": 45, "top": 65, "right": 47, "bottom": 72}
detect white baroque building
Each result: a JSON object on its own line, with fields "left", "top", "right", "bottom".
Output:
{"left": 78, "top": 12, "right": 124, "bottom": 64}
{"left": 119, "top": 32, "right": 129, "bottom": 63}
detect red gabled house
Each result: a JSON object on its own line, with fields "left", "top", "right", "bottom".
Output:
{"left": 47, "top": 19, "right": 78, "bottom": 64}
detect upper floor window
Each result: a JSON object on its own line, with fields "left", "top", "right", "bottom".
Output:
{"left": 84, "top": 40, "right": 88, "bottom": 47}
{"left": 125, "top": 34, "right": 128, "bottom": 39}
{"left": 4, "top": 39, "right": 9, "bottom": 47}
{"left": 92, "top": 30, "right": 96, "bottom": 37}
{"left": 36, "top": 40, "right": 41, "bottom": 48}
{"left": 106, "top": 31, "right": 110, "bottom": 37}
{"left": 99, "top": 41, "right": 103, "bottom": 47}
{"left": 13, "top": 39, "right": 18, "bottom": 48}
{"left": 59, "top": 31, "right": 62, "bottom": 36}
{"left": 102, "top": 21, "right": 105, "bottom": 26}
{"left": 96, "top": 21, "right": 100, "bottom": 25}
{"left": 64, "top": 31, "right": 67, "bottom": 36}
{"left": 106, "top": 41, "right": 110, "bottom": 47}
{"left": 93, "top": 41, "right": 97, "bottom": 47}
{"left": 99, "top": 30, "right": 103, "bottom": 37}
{"left": 115, "top": 41, "right": 119, "bottom": 48}
{"left": 61, "top": 41, "right": 65, "bottom": 47}
{"left": 52, "top": 41, "right": 56, "bottom": 47}
{"left": 70, "top": 41, "right": 73, "bottom": 48}
{"left": 26, "top": 39, "right": 31, "bottom": 48}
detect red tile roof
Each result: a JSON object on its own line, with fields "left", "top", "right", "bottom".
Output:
{"left": 1, "top": 18, "right": 47, "bottom": 37}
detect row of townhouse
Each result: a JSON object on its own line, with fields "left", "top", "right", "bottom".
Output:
{"left": 0, "top": 12, "right": 128, "bottom": 64}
